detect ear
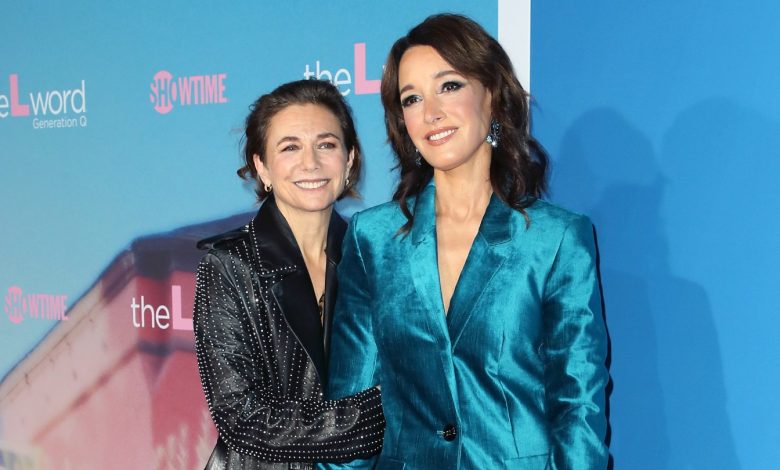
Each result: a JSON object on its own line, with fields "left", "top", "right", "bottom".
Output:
{"left": 347, "top": 148, "right": 355, "bottom": 172}
{"left": 483, "top": 88, "right": 494, "bottom": 116}
{"left": 253, "top": 154, "right": 270, "bottom": 186}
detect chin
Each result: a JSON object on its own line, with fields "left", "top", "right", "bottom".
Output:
{"left": 293, "top": 197, "right": 337, "bottom": 214}
{"left": 426, "top": 156, "right": 469, "bottom": 172}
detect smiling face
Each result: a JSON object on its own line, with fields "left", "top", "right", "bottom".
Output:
{"left": 398, "top": 45, "right": 493, "bottom": 173}
{"left": 255, "top": 103, "right": 353, "bottom": 217}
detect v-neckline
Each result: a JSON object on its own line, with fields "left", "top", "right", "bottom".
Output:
{"left": 435, "top": 222, "right": 481, "bottom": 316}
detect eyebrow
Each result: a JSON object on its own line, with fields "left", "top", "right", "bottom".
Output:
{"left": 317, "top": 132, "right": 342, "bottom": 141}
{"left": 276, "top": 136, "right": 300, "bottom": 146}
{"left": 275, "top": 132, "right": 342, "bottom": 146}
{"left": 399, "top": 69, "right": 460, "bottom": 95}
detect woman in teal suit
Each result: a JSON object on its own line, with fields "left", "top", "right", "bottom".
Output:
{"left": 322, "top": 14, "right": 609, "bottom": 470}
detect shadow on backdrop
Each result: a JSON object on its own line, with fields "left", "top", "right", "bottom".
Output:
{"left": 660, "top": 97, "right": 780, "bottom": 469}
{"left": 550, "top": 107, "right": 740, "bottom": 469}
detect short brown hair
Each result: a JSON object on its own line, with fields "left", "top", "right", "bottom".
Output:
{"left": 238, "top": 79, "right": 363, "bottom": 201}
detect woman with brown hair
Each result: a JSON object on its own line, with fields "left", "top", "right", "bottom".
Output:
{"left": 194, "top": 79, "right": 384, "bottom": 470}
{"left": 323, "top": 14, "right": 609, "bottom": 469}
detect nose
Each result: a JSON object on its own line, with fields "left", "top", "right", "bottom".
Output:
{"left": 423, "top": 94, "right": 445, "bottom": 124}
{"left": 300, "top": 145, "right": 321, "bottom": 171}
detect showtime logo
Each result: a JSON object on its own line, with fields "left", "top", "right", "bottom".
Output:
{"left": 0, "top": 74, "right": 88, "bottom": 129}
{"left": 149, "top": 70, "right": 228, "bottom": 114}
{"left": 4, "top": 286, "right": 69, "bottom": 325}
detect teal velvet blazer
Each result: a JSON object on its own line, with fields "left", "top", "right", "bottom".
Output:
{"left": 321, "top": 183, "right": 609, "bottom": 470}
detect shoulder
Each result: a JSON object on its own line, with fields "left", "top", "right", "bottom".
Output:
{"left": 517, "top": 199, "right": 596, "bottom": 254}
{"left": 197, "top": 224, "right": 250, "bottom": 250}
{"left": 348, "top": 200, "right": 408, "bottom": 236}
{"left": 195, "top": 225, "right": 252, "bottom": 267}
{"left": 525, "top": 199, "right": 593, "bottom": 234}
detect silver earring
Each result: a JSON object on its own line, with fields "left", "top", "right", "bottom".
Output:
{"left": 485, "top": 119, "right": 501, "bottom": 148}
{"left": 345, "top": 176, "right": 350, "bottom": 187}
{"left": 414, "top": 148, "right": 422, "bottom": 167}
{"left": 264, "top": 183, "right": 272, "bottom": 192}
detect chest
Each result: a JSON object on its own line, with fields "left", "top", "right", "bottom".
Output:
{"left": 231, "top": 258, "right": 325, "bottom": 396}
{"left": 436, "top": 219, "right": 481, "bottom": 314}
{"left": 369, "top": 239, "right": 548, "bottom": 354}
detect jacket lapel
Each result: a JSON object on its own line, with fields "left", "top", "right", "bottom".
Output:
{"left": 409, "top": 184, "right": 451, "bottom": 348}
{"left": 321, "top": 212, "right": 347, "bottom": 377}
{"left": 446, "top": 194, "right": 513, "bottom": 350}
{"left": 249, "top": 197, "right": 345, "bottom": 383}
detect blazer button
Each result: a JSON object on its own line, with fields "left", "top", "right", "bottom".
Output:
{"left": 442, "top": 424, "right": 457, "bottom": 441}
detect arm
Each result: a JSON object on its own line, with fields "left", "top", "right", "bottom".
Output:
{"left": 542, "top": 216, "right": 610, "bottom": 469}
{"left": 319, "top": 213, "right": 384, "bottom": 470}
{"left": 194, "top": 251, "right": 384, "bottom": 463}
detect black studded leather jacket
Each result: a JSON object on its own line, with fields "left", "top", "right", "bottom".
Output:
{"left": 194, "top": 197, "right": 385, "bottom": 470}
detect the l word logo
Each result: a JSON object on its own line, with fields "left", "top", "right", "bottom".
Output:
{"left": 4, "top": 286, "right": 69, "bottom": 325}
{"left": 0, "top": 74, "right": 88, "bottom": 129}
{"left": 302, "top": 43, "right": 381, "bottom": 96}
{"left": 149, "top": 70, "right": 228, "bottom": 115}
{"left": 131, "top": 285, "right": 192, "bottom": 331}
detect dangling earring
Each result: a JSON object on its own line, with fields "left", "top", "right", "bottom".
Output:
{"left": 264, "top": 182, "right": 272, "bottom": 192}
{"left": 344, "top": 167, "right": 351, "bottom": 188}
{"left": 485, "top": 119, "right": 501, "bottom": 148}
{"left": 414, "top": 148, "right": 422, "bottom": 167}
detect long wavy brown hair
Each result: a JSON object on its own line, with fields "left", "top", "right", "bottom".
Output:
{"left": 380, "top": 13, "right": 548, "bottom": 232}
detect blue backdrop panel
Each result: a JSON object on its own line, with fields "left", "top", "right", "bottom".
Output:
{"left": 1, "top": 3, "right": 499, "bottom": 468}
{"left": 0, "top": 1, "right": 496, "bottom": 376}
{"left": 532, "top": 2, "right": 780, "bottom": 468}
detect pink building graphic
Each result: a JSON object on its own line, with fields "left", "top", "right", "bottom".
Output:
{"left": 0, "top": 213, "right": 251, "bottom": 469}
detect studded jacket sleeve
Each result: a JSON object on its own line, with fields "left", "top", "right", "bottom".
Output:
{"left": 193, "top": 251, "right": 385, "bottom": 463}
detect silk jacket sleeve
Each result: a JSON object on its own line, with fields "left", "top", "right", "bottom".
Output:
{"left": 193, "top": 251, "right": 384, "bottom": 463}
{"left": 542, "top": 215, "right": 610, "bottom": 469}
{"left": 319, "top": 213, "right": 382, "bottom": 470}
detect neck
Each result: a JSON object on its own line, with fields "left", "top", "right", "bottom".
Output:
{"left": 275, "top": 202, "right": 331, "bottom": 259}
{"left": 432, "top": 146, "right": 493, "bottom": 221}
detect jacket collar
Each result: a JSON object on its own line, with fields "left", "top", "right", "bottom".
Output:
{"left": 249, "top": 196, "right": 347, "bottom": 384}
{"left": 250, "top": 196, "right": 346, "bottom": 269}
{"left": 410, "top": 180, "right": 513, "bottom": 246}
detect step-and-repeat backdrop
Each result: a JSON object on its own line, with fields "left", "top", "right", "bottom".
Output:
{"left": 0, "top": 2, "right": 505, "bottom": 469}
{"left": 2, "top": 1, "right": 777, "bottom": 468}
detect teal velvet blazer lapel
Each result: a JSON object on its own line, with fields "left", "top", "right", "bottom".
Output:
{"left": 448, "top": 194, "right": 513, "bottom": 350}
{"left": 408, "top": 183, "right": 514, "bottom": 352}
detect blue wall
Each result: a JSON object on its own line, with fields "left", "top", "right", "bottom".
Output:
{"left": 532, "top": 2, "right": 780, "bottom": 468}
{"left": 0, "top": 1, "right": 496, "bottom": 377}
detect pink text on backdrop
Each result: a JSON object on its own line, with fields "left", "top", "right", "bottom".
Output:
{"left": 149, "top": 71, "right": 228, "bottom": 115}
{"left": 0, "top": 74, "right": 87, "bottom": 119}
{"left": 130, "top": 285, "right": 192, "bottom": 331}
{"left": 4, "top": 286, "right": 69, "bottom": 325}
{"left": 302, "top": 43, "right": 381, "bottom": 96}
